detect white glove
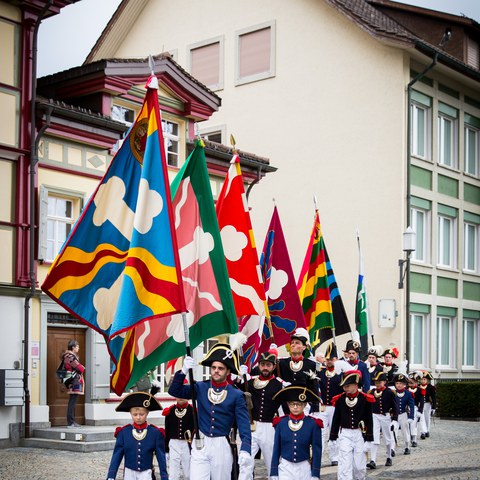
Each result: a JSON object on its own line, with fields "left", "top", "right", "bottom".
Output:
{"left": 181, "top": 356, "right": 196, "bottom": 374}
{"left": 282, "top": 381, "right": 292, "bottom": 387}
{"left": 408, "top": 417, "right": 415, "bottom": 425}
{"left": 415, "top": 411, "right": 422, "bottom": 420}
{"left": 391, "top": 420, "right": 399, "bottom": 431}
{"left": 238, "top": 450, "right": 253, "bottom": 468}
{"left": 270, "top": 477, "right": 279, "bottom": 480}
{"left": 239, "top": 364, "right": 249, "bottom": 376}
{"left": 431, "top": 409, "right": 436, "bottom": 416}
{"left": 311, "top": 477, "right": 320, "bottom": 480}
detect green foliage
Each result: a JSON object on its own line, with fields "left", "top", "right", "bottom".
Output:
{"left": 436, "top": 382, "right": 480, "bottom": 418}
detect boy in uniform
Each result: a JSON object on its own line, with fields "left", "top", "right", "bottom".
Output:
{"left": 408, "top": 371, "right": 425, "bottom": 448}
{"left": 270, "top": 385, "right": 323, "bottom": 480}
{"left": 419, "top": 371, "right": 436, "bottom": 439}
{"left": 107, "top": 390, "right": 168, "bottom": 480}
{"left": 391, "top": 373, "right": 415, "bottom": 456}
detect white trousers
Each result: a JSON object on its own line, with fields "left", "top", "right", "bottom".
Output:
{"left": 251, "top": 421, "right": 275, "bottom": 473}
{"left": 337, "top": 428, "right": 366, "bottom": 480}
{"left": 169, "top": 439, "right": 190, "bottom": 480}
{"left": 190, "top": 436, "right": 232, "bottom": 480}
{"left": 421, "top": 402, "right": 432, "bottom": 433}
{"left": 278, "top": 457, "right": 310, "bottom": 480}
{"left": 124, "top": 467, "right": 152, "bottom": 480}
{"left": 313, "top": 406, "right": 338, "bottom": 462}
{"left": 370, "top": 413, "right": 392, "bottom": 461}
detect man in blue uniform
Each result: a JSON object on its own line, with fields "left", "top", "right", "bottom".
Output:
{"left": 342, "top": 340, "right": 371, "bottom": 392}
{"left": 168, "top": 343, "right": 253, "bottom": 480}
{"left": 270, "top": 385, "right": 322, "bottom": 480}
{"left": 107, "top": 390, "right": 168, "bottom": 480}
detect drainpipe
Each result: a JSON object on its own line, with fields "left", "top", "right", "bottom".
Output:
{"left": 245, "top": 166, "right": 263, "bottom": 200}
{"left": 23, "top": 0, "right": 53, "bottom": 439}
{"left": 404, "top": 52, "right": 437, "bottom": 363}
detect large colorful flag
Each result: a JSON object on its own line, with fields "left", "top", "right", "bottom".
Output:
{"left": 243, "top": 206, "right": 306, "bottom": 367}
{"left": 42, "top": 76, "right": 186, "bottom": 393}
{"left": 216, "top": 153, "right": 268, "bottom": 365}
{"left": 297, "top": 210, "right": 351, "bottom": 347}
{"left": 355, "top": 234, "right": 372, "bottom": 359}
{"left": 117, "top": 141, "right": 239, "bottom": 390}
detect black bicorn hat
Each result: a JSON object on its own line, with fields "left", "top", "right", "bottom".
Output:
{"left": 372, "top": 371, "right": 388, "bottom": 383}
{"left": 344, "top": 339, "right": 361, "bottom": 353}
{"left": 116, "top": 391, "right": 163, "bottom": 412}
{"left": 340, "top": 370, "right": 362, "bottom": 386}
{"left": 272, "top": 385, "right": 320, "bottom": 404}
{"left": 325, "top": 342, "right": 338, "bottom": 360}
{"left": 259, "top": 350, "right": 277, "bottom": 365}
{"left": 199, "top": 343, "right": 239, "bottom": 375}
{"left": 290, "top": 328, "right": 310, "bottom": 346}
{"left": 393, "top": 373, "right": 408, "bottom": 384}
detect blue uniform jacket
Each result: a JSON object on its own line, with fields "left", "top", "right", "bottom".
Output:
{"left": 107, "top": 423, "right": 168, "bottom": 479}
{"left": 395, "top": 389, "right": 415, "bottom": 419}
{"left": 168, "top": 371, "right": 252, "bottom": 454}
{"left": 270, "top": 414, "right": 322, "bottom": 478}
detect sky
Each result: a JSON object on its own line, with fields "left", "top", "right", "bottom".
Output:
{"left": 37, "top": 0, "right": 480, "bottom": 78}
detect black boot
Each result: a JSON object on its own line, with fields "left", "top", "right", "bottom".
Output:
{"left": 411, "top": 441, "right": 418, "bottom": 447}
{"left": 420, "top": 433, "right": 426, "bottom": 439}
{"left": 425, "top": 432, "right": 430, "bottom": 438}
{"left": 366, "top": 460, "right": 377, "bottom": 469}
{"left": 391, "top": 449, "right": 396, "bottom": 457}
{"left": 385, "top": 458, "right": 393, "bottom": 466}
{"left": 404, "top": 448, "right": 411, "bottom": 455}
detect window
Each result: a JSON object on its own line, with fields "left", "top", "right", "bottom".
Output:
{"left": 188, "top": 37, "right": 224, "bottom": 90}
{"left": 235, "top": 21, "right": 276, "bottom": 86}
{"left": 410, "top": 91, "right": 432, "bottom": 159}
{"left": 162, "top": 119, "right": 180, "bottom": 167}
{"left": 465, "top": 116, "right": 480, "bottom": 177}
{"left": 200, "top": 125, "right": 226, "bottom": 144}
{"left": 462, "top": 318, "right": 478, "bottom": 368}
{"left": 437, "top": 103, "right": 458, "bottom": 169}
{"left": 464, "top": 220, "right": 479, "bottom": 272}
{"left": 410, "top": 313, "right": 428, "bottom": 367}
{"left": 111, "top": 105, "right": 135, "bottom": 125}
{"left": 437, "top": 207, "right": 457, "bottom": 268}
{"left": 411, "top": 205, "right": 430, "bottom": 263}
{"left": 436, "top": 315, "right": 455, "bottom": 368}
{"left": 39, "top": 187, "right": 84, "bottom": 263}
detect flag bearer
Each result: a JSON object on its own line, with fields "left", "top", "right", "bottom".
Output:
{"left": 366, "top": 372, "right": 399, "bottom": 469}
{"left": 419, "top": 371, "right": 436, "bottom": 439}
{"left": 168, "top": 343, "right": 253, "bottom": 480}
{"left": 329, "top": 370, "right": 374, "bottom": 480}
{"left": 391, "top": 373, "right": 415, "bottom": 456}
{"left": 270, "top": 385, "right": 323, "bottom": 480}
{"left": 163, "top": 396, "right": 194, "bottom": 479}
{"left": 106, "top": 390, "right": 168, "bottom": 480}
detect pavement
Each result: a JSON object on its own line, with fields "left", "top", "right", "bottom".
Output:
{"left": 0, "top": 418, "right": 478, "bottom": 479}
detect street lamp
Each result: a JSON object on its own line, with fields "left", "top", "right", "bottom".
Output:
{"left": 398, "top": 227, "right": 416, "bottom": 289}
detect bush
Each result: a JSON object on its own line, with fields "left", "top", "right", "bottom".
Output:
{"left": 436, "top": 381, "right": 480, "bottom": 418}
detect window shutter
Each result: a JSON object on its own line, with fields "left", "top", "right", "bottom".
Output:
{"left": 191, "top": 42, "right": 220, "bottom": 87}
{"left": 38, "top": 186, "right": 48, "bottom": 262}
{"left": 239, "top": 27, "right": 271, "bottom": 78}
{"left": 467, "top": 37, "right": 479, "bottom": 70}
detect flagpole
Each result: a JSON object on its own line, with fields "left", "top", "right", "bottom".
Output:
{"left": 182, "top": 312, "right": 203, "bottom": 448}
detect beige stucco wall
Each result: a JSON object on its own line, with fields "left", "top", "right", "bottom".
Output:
{"left": 104, "top": 0, "right": 409, "bottom": 351}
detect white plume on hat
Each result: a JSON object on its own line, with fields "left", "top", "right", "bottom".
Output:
{"left": 334, "top": 359, "right": 352, "bottom": 375}
{"left": 229, "top": 332, "right": 247, "bottom": 352}
{"left": 352, "top": 331, "right": 360, "bottom": 343}
{"left": 397, "top": 360, "right": 408, "bottom": 375}
{"left": 368, "top": 345, "right": 384, "bottom": 357}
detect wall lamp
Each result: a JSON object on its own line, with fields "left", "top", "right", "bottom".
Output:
{"left": 398, "top": 227, "right": 416, "bottom": 289}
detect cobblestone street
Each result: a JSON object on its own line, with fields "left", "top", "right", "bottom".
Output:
{"left": 0, "top": 419, "right": 478, "bottom": 479}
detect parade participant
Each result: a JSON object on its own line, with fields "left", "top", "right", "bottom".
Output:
{"left": 162, "top": 396, "right": 194, "bottom": 480}
{"left": 238, "top": 349, "right": 282, "bottom": 475}
{"left": 168, "top": 343, "right": 253, "bottom": 480}
{"left": 382, "top": 348, "right": 399, "bottom": 386}
{"left": 270, "top": 385, "right": 323, "bottom": 480}
{"left": 315, "top": 342, "right": 343, "bottom": 466}
{"left": 329, "top": 370, "right": 374, "bottom": 480}
{"left": 365, "top": 345, "right": 384, "bottom": 386}
{"left": 419, "top": 371, "right": 436, "bottom": 439}
{"left": 366, "top": 372, "right": 398, "bottom": 469}
{"left": 391, "top": 373, "right": 415, "bottom": 456}
{"left": 277, "top": 328, "right": 319, "bottom": 413}
{"left": 407, "top": 371, "right": 425, "bottom": 448}
{"left": 106, "top": 390, "right": 168, "bottom": 480}
{"left": 342, "top": 339, "right": 371, "bottom": 391}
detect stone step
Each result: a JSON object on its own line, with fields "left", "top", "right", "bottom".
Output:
{"left": 21, "top": 436, "right": 116, "bottom": 453}
{"left": 32, "top": 426, "right": 115, "bottom": 443}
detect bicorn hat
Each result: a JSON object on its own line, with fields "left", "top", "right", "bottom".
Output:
{"left": 272, "top": 385, "right": 320, "bottom": 404}
{"left": 408, "top": 370, "right": 423, "bottom": 382}
{"left": 325, "top": 342, "right": 338, "bottom": 360}
{"left": 199, "top": 343, "right": 239, "bottom": 375}
{"left": 421, "top": 370, "right": 433, "bottom": 380}
{"left": 393, "top": 373, "right": 408, "bottom": 384}
{"left": 367, "top": 345, "right": 384, "bottom": 358}
{"left": 372, "top": 371, "right": 388, "bottom": 383}
{"left": 383, "top": 347, "right": 399, "bottom": 358}
{"left": 344, "top": 339, "right": 360, "bottom": 353}
{"left": 340, "top": 370, "right": 362, "bottom": 386}
{"left": 291, "top": 328, "right": 310, "bottom": 346}
{"left": 116, "top": 392, "right": 163, "bottom": 412}
{"left": 259, "top": 348, "right": 277, "bottom": 365}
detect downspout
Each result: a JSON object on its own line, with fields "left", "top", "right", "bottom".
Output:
{"left": 405, "top": 52, "right": 437, "bottom": 363}
{"left": 245, "top": 166, "right": 263, "bottom": 200}
{"left": 24, "top": 0, "right": 53, "bottom": 439}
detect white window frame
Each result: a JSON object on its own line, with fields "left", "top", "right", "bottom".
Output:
{"left": 463, "top": 221, "right": 479, "bottom": 273}
{"left": 410, "top": 312, "right": 429, "bottom": 368}
{"left": 187, "top": 36, "right": 224, "bottom": 91}
{"left": 411, "top": 207, "right": 430, "bottom": 263}
{"left": 411, "top": 102, "right": 431, "bottom": 160}
{"left": 436, "top": 315, "right": 455, "bottom": 369}
{"left": 464, "top": 123, "right": 480, "bottom": 177}
{"left": 162, "top": 119, "right": 180, "bottom": 167}
{"left": 39, "top": 186, "right": 85, "bottom": 263}
{"left": 234, "top": 21, "right": 276, "bottom": 86}
{"left": 438, "top": 112, "right": 458, "bottom": 169}
{"left": 437, "top": 214, "right": 457, "bottom": 268}
{"left": 111, "top": 104, "right": 137, "bottom": 154}
{"left": 200, "top": 124, "right": 226, "bottom": 144}
{"left": 462, "top": 318, "right": 479, "bottom": 369}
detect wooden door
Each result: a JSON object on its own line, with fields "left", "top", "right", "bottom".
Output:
{"left": 47, "top": 327, "right": 86, "bottom": 426}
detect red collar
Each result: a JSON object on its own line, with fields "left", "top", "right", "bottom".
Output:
{"left": 211, "top": 380, "right": 228, "bottom": 388}
{"left": 349, "top": 359, "right": 359, "bottom": 365}
{"left": 376, "top": 386, "right": 386, "bottom": 392}
{"left": 291, "top": 355, "right": 303, "bottom": 362}
{"left": 289, "top": 413, "right": 305, "bottom": 421}
{"left": 396, "top": 388, "right": 405, "bottom": 393}
{"left": 176, "top": 403, "right": 188, "bottom": 409}
{"left": 347, "top": 392, "right": 359, "bottom": 399}
{"left": 133, "top": 422, "right": 147, "bottom": 430}
{"left": 259, "top": 374, "right": 275, "bottom": 381}
{"left": 327, "top": 366, "right": 335, "bottom": 372}
{"left": 384, "top": 361, "right": 393, "bottom": 366}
